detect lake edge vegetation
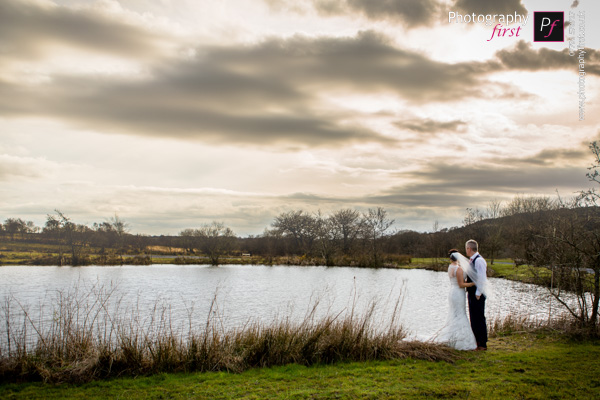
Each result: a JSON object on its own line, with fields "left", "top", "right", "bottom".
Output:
{"left": 2, "top": 332, "right": 598, "bottom": 399}
{"left": 2, "top": 143, "right": 600, "bottom": 385}
{"left": 0, "top": 284, "right": 454, "bottom": 385}
{"left": 0, "top": 281, "right": 590, "bottom": 386}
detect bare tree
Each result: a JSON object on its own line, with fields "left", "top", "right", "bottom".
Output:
{"left": 3, "top": 218, "right": 20, "bottom": 241}
{"left": 486, "top": 199, "right": 503, "bottom": 219}
{"left": 429, "top": 220, "right": 442, "bottom": 264}
{"left": 361, "top": 207, "right": 394, "bottom": 267}
{"left": 485, "top": 199, "right": 504, "bottom": 265}
{"left": 330, "top": 208, "right": 362, "bottom": 255}
{"left": 313, "top": 210, "right": 336, "bottom": 266}
{"left": 110, "top": 214, "right": 130, "bottom": 261}
{"left": 179, "top": 228, "right": 197, "bottom": 254}
{"left": 271, "top": 210, "right": 317, "bottom": 255}
{"left": 501, "top": 194, "right": 556, "bottom": 217}
{"left": 463, "top": 207, "right": 484, "bottom": 226}
{"left": 525, "top": 143, "right": 600, "bottom": 331}
{"left": 193, "top": 222, "right": 236, "bottom": 265}
{"left": 44, "top": 210, "right": 92, "bottom": 266}
{"left": 525, "top": 205, "right": 600, "bottom": 329}
{"left": 3, "top": 218, "right": 34, "bottom": 240}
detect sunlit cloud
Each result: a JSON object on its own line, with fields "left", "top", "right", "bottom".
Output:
{"left": 0, "top": 0, "right": 598, "bottom": 235}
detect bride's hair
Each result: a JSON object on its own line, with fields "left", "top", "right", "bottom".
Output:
{"left": 448, "top": 248, "right": 459, "bottom": 261}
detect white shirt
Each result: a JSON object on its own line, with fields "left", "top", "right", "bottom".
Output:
{"left": 470, "top": 252, "right": 487, "bottom": 297}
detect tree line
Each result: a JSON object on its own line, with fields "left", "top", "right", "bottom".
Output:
{"left": 2, "top": 194, "right": 598, "bottom": 330}
{"left": 0, "top": 194, "right": 594, "bottom": 268}
{"left": 3, "top": 143, "right": 600, "bottom": 331}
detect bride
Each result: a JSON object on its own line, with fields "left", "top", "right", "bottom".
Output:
{"left": 436, "top": 249, "right": 478, "bottom": 350}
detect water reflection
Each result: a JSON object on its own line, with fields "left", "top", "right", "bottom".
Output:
{"left": 0, "top": 264, "right": 568, "bottom": 343}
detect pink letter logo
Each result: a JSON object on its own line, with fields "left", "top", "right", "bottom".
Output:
{"left": 534, "top": 12, "right": 564, "bottom": 42}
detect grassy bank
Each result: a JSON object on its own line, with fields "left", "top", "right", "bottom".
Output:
{"left": 1, "top": 332, "right": 598, "bottom": 399}
{"left": 0, "top": 239, "right": 544, "bottom": 287}
{"left": 2, "top": 285, "right": 459, "bottom": 385}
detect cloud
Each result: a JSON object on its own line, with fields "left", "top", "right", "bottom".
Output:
{"left": 496, "top": 41, "right": 600, "bottom": 76}
{"left": 0, "top": 31, "right": 504, "bottom": 148}
{"left": 0, "top": 0, "right": 166, "bottom": 62}
{"left": 453, "top": 0, "right": 527, "bottom": 15}
{"left": 368, "top": 163, "right": 589, "bottom": 208}
{"left": 314, "top": 0, "right": 440, "bottom": 27}
{"left": 408, "top": 163, "right": 588, "bottom": 192}
{"left": 265, "top": 0, "right": 440, "bottom": 26}
{"left": 0, "top": 154, "right": 55, "bottom": 181}
{"left": 504, "top": 148, "right": 588, "bottom": 166}
{"left": 394, "top": 118, "right": 466, "bottom": 134}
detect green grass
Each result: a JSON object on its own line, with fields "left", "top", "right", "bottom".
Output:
{"left": 489, "top": 262, "right": 532, "bottom": 280}
{"left": 2, "top": 333, "right": 598, "bottom": 399}
{"left": 408, "top": 257, "right": 549, "bottom": 286}
{"left": 0, "top": 251, "right": 57, "bottom": 265}
{"left": 0, "top": 242, "right": 558, "bottom": 287}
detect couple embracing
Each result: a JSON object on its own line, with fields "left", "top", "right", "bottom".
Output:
{"left": 438, "top": 239, "right": 489, "bottom": 351}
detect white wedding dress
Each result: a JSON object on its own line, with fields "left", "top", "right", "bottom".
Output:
{"left": 437, "top": 264, "right": 477, "bottom": 350}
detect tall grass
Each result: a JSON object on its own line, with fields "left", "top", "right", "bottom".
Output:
{"left": 0, "top": 284, "right": 457, "bottom": 384}
{"left": 489, "top": 312, "right": 599, "bottom": 339}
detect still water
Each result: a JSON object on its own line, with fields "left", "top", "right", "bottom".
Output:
{"left": 0, "top": 264, "right": 565, "bottom": 342}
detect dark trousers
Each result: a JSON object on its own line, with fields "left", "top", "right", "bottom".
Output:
{"left": 467, "top": 292, "right": 487, "bottom": 348}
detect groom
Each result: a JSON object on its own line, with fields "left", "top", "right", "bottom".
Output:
{"left": 465, "top": 239, "right": 488, "bottom": 351}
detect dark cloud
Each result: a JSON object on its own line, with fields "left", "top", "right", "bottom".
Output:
{"left": 203, "top": 31, "right": 496, "bottom": 102}
{"left": 408, "top": 164, "right": 587, "bottom": 192}
{"left": 314, "top": 0, "right": 440, "bottom": 27}
{"left": 505, "top": 148, "right": 588, "bottom": 166}
{"left": 496, "top": 41, "right": 600, "bottom": 76}
{"left": 258, "top": 160, "right": 590, "bottom": 209}
{"left": 0, "top": 31, "right": 503, "bottom": 147}
{"left": 266, "top": 0, "right": 528, "bottom": 28}
{"left": 453, "top": 0, "right": 527, "bottom": 15}
{"left": 265, "top": 0, "right": 439, "bottom": 26}
{"left": 0, "top": 155, "right": 49, "bottom": 181}
{"left": 394, "top": 118, "right": 466, "bottom": 134}
{"left": 0, "top": 0, "right": 164, "bottom": 61}
{"left": 368, "top": 163, "right": 589, "bottom": 208}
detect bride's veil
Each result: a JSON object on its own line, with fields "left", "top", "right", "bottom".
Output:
{"left": 452, "top": 251, "right": 491, "bottom": 299}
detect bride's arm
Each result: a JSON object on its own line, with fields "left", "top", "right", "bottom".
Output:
{"left": 456, "top": 268, "right": 475, "bottom": 288}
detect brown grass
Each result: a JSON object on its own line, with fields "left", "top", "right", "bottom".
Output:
{"left": 489, "top": 313, "right": 598, "bottom": 339}
{"left": 0, "top": 285, "right": 458, "bottom": 384}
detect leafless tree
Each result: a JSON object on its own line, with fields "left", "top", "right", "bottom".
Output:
{"left": 179, "top": 228, "right": 197, "bottom": 253}
{"left": 361, "top": 207, "right": 394, "bottom": 267}
{"left": 330, "top": 208, "right": 363, "bottom": 255}
{"left": 524, "top": 143, "right": 600, "bottom": 331}
{"left": 3, "top": 218, "right": 36, "bottom": 240}
{"left": 271, "top": 210, "right": 317, "bottom": 255}
{"left": 486, "top": 199, "right": 503, "bottom": 219}
{"left": 44, "top": 210, "right": 92, "bottom": 266}
{"left": 501, "top": 194, "right": 557, "bottom": 217}
{"left": 190, "top": 222, "right": 236, "bottom": 265}
{"left": 313, "top": 210, "right": 337, "bottom": 266}
{"left": 525, "top": 205, "right": 600, "bottom": 329}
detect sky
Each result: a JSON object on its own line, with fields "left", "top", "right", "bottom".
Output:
{"left": 1, "top": 0, "right": 599, "bottom": 236}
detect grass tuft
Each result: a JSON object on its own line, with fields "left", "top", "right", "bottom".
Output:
{"left": 0, "top": 285, "right": 460, "bottom": 384}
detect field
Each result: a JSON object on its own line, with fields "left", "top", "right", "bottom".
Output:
{"left": 1, "top": 241, "right": 598, "bottom": 398}
{"left": 1, "top": 333, "right": 598, "bottom": 399}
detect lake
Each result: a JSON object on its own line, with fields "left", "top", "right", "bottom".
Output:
{"left": 0, "top": 264, "right": 567, "bottom": 346}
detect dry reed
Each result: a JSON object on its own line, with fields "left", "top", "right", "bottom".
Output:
{"left": 0, "top": 283, "right": 458, "bottom": 384}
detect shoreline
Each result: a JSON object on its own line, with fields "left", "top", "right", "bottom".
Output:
{"left": 2, "top": 332, "right": 598, "bottom": 398}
